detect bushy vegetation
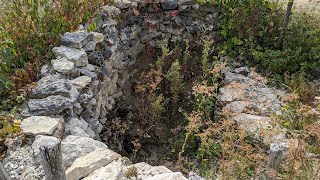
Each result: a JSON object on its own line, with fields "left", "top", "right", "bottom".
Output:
{"left": 210, "top": 0, "right": 320, "bottom": 77}
{"left": 0, "top": 0, "right": 106, "bottom": 109}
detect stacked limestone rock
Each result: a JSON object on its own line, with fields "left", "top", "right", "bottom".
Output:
{"left": 2, "top": 0, "right": 220, "bottom": 179}
{"left": 3, "top": 31, "right": 187, "bottom": 180}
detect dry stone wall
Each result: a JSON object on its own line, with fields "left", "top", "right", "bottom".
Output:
{"left": 2, "top": 1, "right": 218, "bottom": 179}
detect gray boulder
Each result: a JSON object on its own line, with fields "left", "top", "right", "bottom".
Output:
{"left": 26, "top": 95, "right": 73, "bottom": 115}
{"left": 113, "top": 0, "right": 131, "bottom": 9}
{"left": 32, "top": 79, "right": 79, "bottom": 100}
{"left": 65, "top": 118, "right": 90, "bottom": 137}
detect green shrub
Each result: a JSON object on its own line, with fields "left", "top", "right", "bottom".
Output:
{"left": 252, "top": 12, "right": 320, "bottom": 75}
{"left": 165, "top": 60, "right": 184, "bottom": 99}
{"left": 214, "top": 0, "right": 320, "bottom": 76}
{"left": 214, "top": 0, "right": 282, "bottom": 57}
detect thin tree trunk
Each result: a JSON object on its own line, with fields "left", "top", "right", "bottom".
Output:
{"left": 277, "top": 0, "right": 294, "bottom": 49}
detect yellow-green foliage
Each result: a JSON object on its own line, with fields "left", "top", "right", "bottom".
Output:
{"left": 165, "top": 60, "right": 184, "bottom": 98}
{"left": 156, "top": 40, "right": 171, "bottom": 73}
{"left": 201, "top": 37, "right": 213, "bottom": 78}
{"left": 151, "top": 94, "right": 167, "bottom": 120}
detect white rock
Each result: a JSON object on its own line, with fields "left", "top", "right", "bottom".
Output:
{"left": 32, "top": 135, "right": 60, "bottom": 163}
{"left": 91, "top": 32, "right": 104, "bottom": 43}
{"left": 83, "top": 161, "right": 123, "bottom": 180}
{"left": 52, "top": 46, "right": 88, "bottom": 67}
{"left": 224, "top": 101, "right": 252, "bottom": 114}
{"left": 61, "top": 135, "right": 109, "bottom": 168}
{"left": 51, "top": 57, "right": 75, "bottom": 74}
{"left": 66, "top": 148, "right": 121, "bottom": 180}
{"left": 71, "top": 76, "right": 92, "bottom": 88}
{"left": 146, "top": 172, "right": 187, "bottom": 180}
{"left": 21, "top": 116, "right": 60, "bottom": 135}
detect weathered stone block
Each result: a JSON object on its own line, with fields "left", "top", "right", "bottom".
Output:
{"left": 61, "top": 32, "right": 93, "bottom": 49}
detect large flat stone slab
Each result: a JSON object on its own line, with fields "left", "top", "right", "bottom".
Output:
{"left": 83, "top": 161, "right": 123, "bottom": 180}
{"left": 21, "top": 116, "right": 60, "bottom": 135}
{"left": 52, "top": 46, "right": 88, "bottom": 67}
{"left": 66, "top": 148, "right": 120, "bottom": 180}
{"left": 61, "top": 32, "right": 93, "bottom": 49}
